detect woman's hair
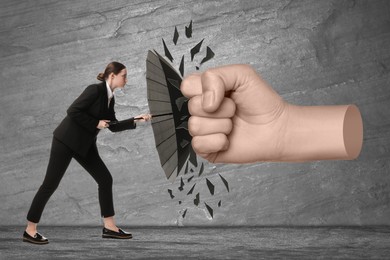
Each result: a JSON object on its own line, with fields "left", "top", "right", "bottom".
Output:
{"left": 97, "top": 62, "right": 126, "bottom": 81}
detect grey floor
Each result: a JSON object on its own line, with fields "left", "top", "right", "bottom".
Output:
{"left": 1, "top": 226, "right": 390, "bottom": 259}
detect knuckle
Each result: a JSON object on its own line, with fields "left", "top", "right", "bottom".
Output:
{"left": 188, "top": 96, "right": 201, "bottom": 116}
{"left": 224, "top": 120, "right": 233, "bottom": 134}
{"left": 180, "top": 77, "right": 190, "bottom": 93}
{"left": 191, "top": 136, "right": 202, "bottom": 153}
{"left": 188, "top": 116, "right": 201, "bottom": 136}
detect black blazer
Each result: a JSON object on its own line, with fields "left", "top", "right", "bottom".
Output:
{"left": 53, "top": 82, "right": 136, "bottom": 157}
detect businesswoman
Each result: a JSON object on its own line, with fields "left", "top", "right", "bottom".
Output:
{"left": 23, "top": 62, "right": 151, "bottom": 244}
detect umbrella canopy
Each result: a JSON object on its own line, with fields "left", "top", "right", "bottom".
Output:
{"left": 146, "top": 50, "right": 197, "bottom": 182}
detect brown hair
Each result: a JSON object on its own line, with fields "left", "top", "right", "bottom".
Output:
{"left": 97, "top": 61, "right": 126, "bottom": 81}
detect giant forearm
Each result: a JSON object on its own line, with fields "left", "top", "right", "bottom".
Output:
{"left": 280, "top": 104, "right": 363, "bottom": 161}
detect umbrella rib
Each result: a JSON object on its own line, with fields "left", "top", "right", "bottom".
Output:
{"left": 146, "top": 77, "right": 167, "bottom": 86}
{"left": 151, "top": 116, "right": 173, "bottom": 125}
{"left": 156, "top": 131, "right": 176, "bottom": 148}
{"left": 148, "top": 99, "right": 171, "bottom": 103}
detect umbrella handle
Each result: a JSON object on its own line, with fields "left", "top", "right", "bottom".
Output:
{"left": 150, "top": 113, "right": 173, "bottom": 118}
{"left": 109, "top": 114, "right": 173, "bottom": 125}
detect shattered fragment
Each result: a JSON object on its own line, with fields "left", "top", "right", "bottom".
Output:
{"left": 167, "top": 78, "right": 180, "bottom": 90}
{"left": 194, "top": 193, "right": 200, "bottom": 206}
{"left": 184, "top": 162, "right": 189, "bottom": 174}
{"left": 190, "top": 39, "right": 204, "bottom": 61}
{"left": 218, "top": 200, "right": 222, "bottom": 207}
{"left": 179, "top": 55, "right": 184, "bottom": 76}
{"left": 182, "top": 209, "right": 188, "bottom": 218}
{"left": 185, "top": 20, "right": 192, "bottom": 38}
{"left": 162, "top": 39, "right": 174, "bottom": 62}
{"left": 189, "top": 149, "right": 198, "bottom": 167}
{"left": 178, "top": 177, "right": 185, "bottom": 191}
{"left": 187, "top": 175, "right": 194, "bottom": 182}
{"left": 198, "top": 162, "right": 204, "bottom": 177}
{"left": 200, "top": 46, "right": 215, "bottom": 65}
{"left": 219, "top": 174, "right": 230, "bottom": 192}
{"left": 187, "top": 183, "right": 196, "bottom": 195}
{"left": 173, "top": 26, "right": 179, "bottom": 45}
{"left": 204, "top": 202, "right": 214, "bottom": 218}
{"left": 206, "top": 178, "right": 215, "bottom": 195}
{"left": 168, "top": 189, "right": 175, "bottom": 199}
{"left": 175, "top": 96, "right": 187, "bottom": 112}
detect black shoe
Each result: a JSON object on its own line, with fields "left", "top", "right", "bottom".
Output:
{"left": 102, "top": 227, "right": 132, "bottom": 239}
{"left": 22, "top": 231, "right": 49, "bottom": 245}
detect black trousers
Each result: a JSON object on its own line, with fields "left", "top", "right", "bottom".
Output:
{"left": 27, "top": 137, "right": 114, "bottom": 223}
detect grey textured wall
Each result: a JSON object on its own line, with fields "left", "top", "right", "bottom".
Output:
{"left": 1, "top": 0, "right": 389, "bottom": 226}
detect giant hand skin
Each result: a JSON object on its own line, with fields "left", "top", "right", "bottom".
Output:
{"left": 180, "top": 64, "right": 363, "bottom": 164}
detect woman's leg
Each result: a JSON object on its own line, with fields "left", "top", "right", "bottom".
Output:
{"left": 73, "top": 142, "right": 117, "bottom": 230}
{"left": 26, "top": 137, "right": 73, "bottom": 235}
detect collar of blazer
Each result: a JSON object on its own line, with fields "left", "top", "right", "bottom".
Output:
{"left": 97, "top": 82, "right": 115, "bottom": 111}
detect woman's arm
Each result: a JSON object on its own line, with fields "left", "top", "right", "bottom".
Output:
{"left": 108, "top": 118, "right": 136, "bottom": 132}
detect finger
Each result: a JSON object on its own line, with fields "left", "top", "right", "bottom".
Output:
{"left": 189, "top": 117, "right": 232, "bottom": 136}
{"left": 188, "top": 96, "right": 235, "bottom": 118}
{"left": 192, "top": 133, "right": 229, "bottom": 154}
{"left": 180, "top": 73, "right": 202, "bottom": 98}
{"left": 201, "top": 64, "right": 255, "bottom": 113}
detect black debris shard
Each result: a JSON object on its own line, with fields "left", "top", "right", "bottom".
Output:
{"left": 219, "top": 174, "right": 230, "bottom": 192}
{"left": 189, "top": 149, "right": 198, "bottom": 168}
{"left": 179, "top": 55, "right": 184, "bottom": 76}
{"left": 200, "top": 46, "right": 215, "bottom": 65}
{"left": 204, "top": 202, "right": 214, "bottom": 218}
{"left": 187, "top": 175, "right": 194, "bottom": 182}
{"left": 218, "top": 200, "right": 222, "bottom": 207}
{"left": 184, "top": 162, "right": 189, "bottom": 174}
{"left": 168, "top": 189, "right": 175, "bottom": 199}
{"left": 190, "top": 39, "right": 204, "bottom": 61}
{"left": 167, "top": 78, "right": 180, "bottom": 90}
{"left": 182, "top": 209, "right": 188, "bottom": 218}
{"left": 162, "top": 39, "right": 174, "bottom": 62}
{"left": 175, "top": 96, "right": 187, "bottom": 112}
{"left": 178, "top": 177, "right": 185, "bottom": 191}
{"left": 206, "top": 178, "right": 215, "bottom": 195}
{"left": 194, "top": 193, "right": 200, "bottom": 206}
{"left": 185, "top": 20, "right": 192, "bottom": 38}
{"left": 187, "top": 183, "right": 196, "bottom": 195}
{"left": 198, "top": 162, "right": 204, "bottom": 177}
{"left": 173, "top": 26, "right": 179, "bottom": 45}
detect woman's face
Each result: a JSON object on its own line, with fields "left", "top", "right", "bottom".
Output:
{"left": 111, "top": 69, "right": 128, "bottom": 89}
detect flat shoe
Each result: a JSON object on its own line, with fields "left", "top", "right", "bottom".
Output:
{"left": 22, "top": 231, "right": 49, "bottom": 245}
{"left": 102, "top": 227, "right": 132, "bottom": 239}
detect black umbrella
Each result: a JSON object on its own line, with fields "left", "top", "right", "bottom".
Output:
{"left": 146, "top": 50, "right": 197, "bottom": 182}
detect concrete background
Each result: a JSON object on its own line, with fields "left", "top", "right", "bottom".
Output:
{"left": 0, "top": 0, "right": 389, "bottom": 226}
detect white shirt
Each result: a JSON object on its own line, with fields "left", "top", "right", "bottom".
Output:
{"left": 106, "top": 81, "right": 113, "bottom": 107}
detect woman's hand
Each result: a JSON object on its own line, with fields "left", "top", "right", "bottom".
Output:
{"left": 135, "top": 114, "right": 152, "bottom": 122}
{"left": 97, "top": 120, "right": 110, "bottom": 129}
